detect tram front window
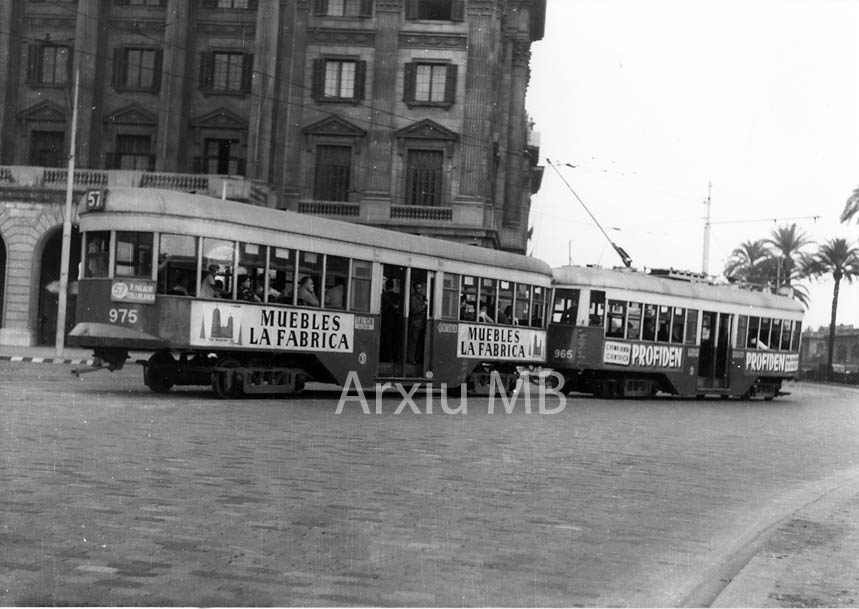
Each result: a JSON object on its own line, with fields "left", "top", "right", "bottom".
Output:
{"left": 115, "top": 231, "right": 153, "bottom": 278}
{"left": 84, "top": 231, "right": 110, "bottom": 278}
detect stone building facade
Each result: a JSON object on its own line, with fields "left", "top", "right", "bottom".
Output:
{"left": 801, "top": 325, "right": 859, "bottom": 374}
{"left": 0, "top": 0, "right": 545, "bottom": 347}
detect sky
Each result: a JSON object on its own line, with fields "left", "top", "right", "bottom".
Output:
{"left": 526, "top": 0, "right": 859, "bottom": 331}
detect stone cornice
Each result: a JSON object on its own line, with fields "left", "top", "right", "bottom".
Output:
{"left": 398, "top": 32, "right": 467, "bottom": 49}
{"left": 374, "top": 1, "right": 402, "bottom": 13}
{"left": 196, "top": 22, "right": 256, "bottom": 36}
{"left": 307, "top": 28, "right": 376, "bottom": 47}
{"left": 108, "top": 19, "right": 166, "bottom": 36}
{"left": 466, "top": 0, "right": 497, "bottom": 17}
{"left": 25, "top": 17, "right": 75, "bottom": 31}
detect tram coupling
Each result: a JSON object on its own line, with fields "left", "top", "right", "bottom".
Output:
{"left": 71, "top": 349, "right": 129, "bottom": 377}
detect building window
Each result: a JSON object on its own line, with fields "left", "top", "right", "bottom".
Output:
{"left": 26, "top": 44, "right": 71, "bottom": 85}
{"left": 199, "top": 52, "right": 253, "bottom": 94}
{"left": 109, "top": 135, "right": 154, "bottom": 170}
{"left": 112, "top": 48, "right": 162, "bottom": 92}
{"left": 196, "top": 138, "right": 246, "bottom": 175}
{"left": 314, "top": 145, "right": 352, "bottom": 202}
{"left": 312, "top": 59, "right": 366, "bottom": 102}
{"left": 403, "top": 62, "right": 457, "bottom": 107}
{"left": 313, "top": 0, "right": 372, "bottom": 16}
{"left": 29, "top": 131, "right": 65, "bottom": 167}
{"left": 404, "top": 0, "right": 464, "bottom": 21}
{"left": 405, "top": 149, "right": 443, "bottom": 206}
{"left": 201, "top": 0, "right": 258, "bottom": 8}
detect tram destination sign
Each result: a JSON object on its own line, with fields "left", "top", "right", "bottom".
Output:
{"left": 110, "top": 279, "right": 156, "bottom": 304}
{"left": 190, "top": 302, "right": 354, "bottom": 353}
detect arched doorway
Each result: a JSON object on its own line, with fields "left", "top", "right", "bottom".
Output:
{"left": 37, "top": 227, "right": 81, "bottom": 346}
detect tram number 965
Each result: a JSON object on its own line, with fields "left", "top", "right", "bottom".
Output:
{"left": 108, "top": 308, "right": 139, "bottom": 325}
{"left": 553, "top": 348, "right": 576, "bottom": 360}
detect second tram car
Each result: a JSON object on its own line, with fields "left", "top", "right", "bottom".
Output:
{"left": 547, "top": 266, "right": 804, "bottom": 399}
{"left": 68, "top": 188, "right": 553, "bottom": 397}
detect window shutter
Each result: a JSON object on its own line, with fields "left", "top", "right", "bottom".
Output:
{"left": 242, "top": 53, "right": 254, "bottom": 93}
{"left": 403, "top": 62, "right": 415, "bottom": 102}
{"left": 353, "top": 61, "right": 366, "bottom": 101}
{"left": 26, "top": 44, "right": 40, "bottom": 83}
{"left": 199, "top": 51, "right": 213, "bottom": 91}
{"left": 313, "top": 0, "right": 327, "bottom": 15}
{"left": 151, "top": 49, "right": 163, "bottom": 92}
{"left": 451, "top": 0, "right": 465, "bottom": 21}
{"left": 111, "top": 48, "right": 124, "bottom": 87}
{"left": 444, "top": 63, "right": 458, "bottom": 105}
{"left": 311, "top": 58, "right": 325, "bottom": 99}
{"left": 359, "top": 0, "right": 373, "bottom": 17}
{"left": 404, "top": 0, "right": 418, "bottom": 19}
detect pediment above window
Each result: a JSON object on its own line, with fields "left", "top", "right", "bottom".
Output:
{"left": 394, "top": 119, "right": 458, "bottom": 142}
{"left": 103, "top": 104, "right": 158, "bottom": 126}
{"left": 190, "top": 107, "right": 248, "bottom": 130}
{"left": 303, "top": 116, "right": 366, "bottom": 138}
{"left": 17, "top": 100, "right": 66, "bottom": 122}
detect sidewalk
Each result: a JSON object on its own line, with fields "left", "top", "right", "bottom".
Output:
{"left": 0, "top": 344, "right": 96, "bottom": 365}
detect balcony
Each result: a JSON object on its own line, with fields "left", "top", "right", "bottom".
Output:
{"left": 0, "top": 165, "right": 272, "bottom": 206}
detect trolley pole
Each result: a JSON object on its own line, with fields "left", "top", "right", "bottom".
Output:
{"left": 56, "top": 69, "right": 80, "bottom": 357}
{"left": 702, "top": 182, "right": 712, "bottom": 275}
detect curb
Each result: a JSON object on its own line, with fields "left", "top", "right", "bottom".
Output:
{"left": 0, "top": 355, "right": 94, "bottom": 365}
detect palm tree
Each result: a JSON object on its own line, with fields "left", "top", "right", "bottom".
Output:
{"left": 803, "top": 238, "right": 859, "bottom": 377}
{"left": 765, "top": 223, "right": 814, "bottom": 290}
{"left": 841, "top": 186, "right": 859, "bottom": 224}
{"left": 724, "top": 239, "right": 771, "bottom": 284}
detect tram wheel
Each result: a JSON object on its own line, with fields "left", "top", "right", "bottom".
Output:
{"left": 145, "top": 351, "right": 175, "bottom": 393}
{"left": 212, "top": 357, "right": 242, "bottom": 399}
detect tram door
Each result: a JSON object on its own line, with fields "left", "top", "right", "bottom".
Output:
{"left": 698, "top": 311, "right": 733, "bottom": 388}
{"left": 378, "top": 264, "right": 433, "bottom": 378}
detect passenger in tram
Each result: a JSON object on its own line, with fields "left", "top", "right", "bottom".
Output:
{"left": 380, "top": 279, "right": 400, "bottom": 361}
{"left": 459, "top": 295, "right": 476, "bottom": 321}
{"left": 237, "top": 275, "right": 255, "bottom": 301}
{"left": 477, "top": 304, "right": 494, "bottom": 323}
{"left": 325, "top": 278, "right": 345, "bottom": 309}
{"left": 407, "top": 281, "right": 427, "bottom": 364}
{"left": 200, "top": 264, "right": 222, "bottom": 299}
{"left": 297, "top": 276, "right": 320, "bottom": 306}
{"left": 86, "top": 238, "right": 108, "bottom": 277}
{"left": 498, "top": 305, "right": 513, "bottom": 324}
{"left": 167, "top": 272, "right": 189, "bottom": 296}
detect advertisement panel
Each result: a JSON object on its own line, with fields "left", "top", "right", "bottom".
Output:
{"left": 457, "top": 324, "right": 546, "bottom": 361}
{"left": 744, "top": 351, "right": 799, "bottom": 374}
{"left": 602, "top": 340, "right": 684, "bottom": 369}
{"left": 190, "top": 302, "right": 354, "bottom": 353}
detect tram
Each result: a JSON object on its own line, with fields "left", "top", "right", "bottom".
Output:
{"left": 68, "top": 188, "right": 553, "bottom": 397}
{"left": 547, "top": 265, "right": 804, "bottom": 399}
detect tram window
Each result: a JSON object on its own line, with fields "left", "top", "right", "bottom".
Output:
{"left": 270, "top": 247, "right": 296, "bottom": 305}
{"left": 115, "top": 231, "right": 153, "bottom": 278}
{"left": 588, "top": 290, "right": 605, "bottom": 328}
{"left": 655, "top": 306, "right": 671, "bottom": 342}
{"left": 238, "top": 242, "right": 268, "bottom": 302}
{"left": 780, "top": 320, "right": 792, "bottom": 351}
{"left": 747, "top": 316, "right": 760, "bottom": 348}
{"left": 324, "top": 255, "right": 349, "bottom": 310}
{"left": 531, "top": 286, "right": 546, "bottom": 327}
{"left": 441, "top": 273, "right": 459, "bottom": 320}
{"left": 771, "top": 319, "right": 782, "bottom": 351}
{"left": 736, "top": 315, "right": 749, "bottom": 349}
{"left": 606, "top": 300, "right": 625, "bottom": 338}
{"left": 685, "top": 309, "right": 698, "bottom": 345}
{"left": 515, "top": 283, "right": 531, "bottom": 325}
{"left": 626, "top": 302, "right": 642, "bottom": 340}
{"left": 758, "top": 318, "right": 772, "bottom": 349}
{"left": 349, "top": 259, "right": 372, "bottom": 312}
{"left": 791, "top": 321, "right": 802, "bottom": 351}
{"left": 642, "top": 304, "right": 657, "bottom": 341}
{"left": 84, "top": 231, "right": 110, "bottom": 278}
{"left": 203, "top": 238, "right": 235, "bottom": 298}
{"left": 159, "top": 233, "right": 197, "bottom": 296}
{"left": 671, "top": 307, "right": 685, "bottom": 343}
{"left": 552, "top": 289, "right": 579, "bottom": 325}
{"left": 298, "top": 251, "right": 323, "bottom": 307}
{"left": 479, "top": 278, "right": 497, "bottom": 322}
{"left": 497, "top": 281, "right": 514, "bottom": 324}
{"left": 460, "top": 276, "right": 477, "bottom": 321}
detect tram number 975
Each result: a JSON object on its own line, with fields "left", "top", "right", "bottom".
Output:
{"left": 108, "top": 308, "right": 139, "bottom": 325}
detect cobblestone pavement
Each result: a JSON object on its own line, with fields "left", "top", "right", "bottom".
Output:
{"left": 1, "top": 361, "right": 858, "bottom": 606}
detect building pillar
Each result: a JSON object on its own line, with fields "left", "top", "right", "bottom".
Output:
{"left": 73, "top": 0, "right": 104, "bottom": 168}
{"left": 0, "top": 2, "right": 23, "bottom": 165}
{"left": 458, "top": 1, "right": 498, "bottom": 201}
{"left": 501, "top": 38, "right": 530, "bottom": 228}
{"left": 363, "top": 0, "right": 402, "bottom": 200}
{"left": 275, "top": 0, "right": 310, "bottom": 210}
{"left": 247, "top": 0, "right": 282, "bottom": 183}
{"left": 158, "top": 0, "right": 194, "bottom": 172}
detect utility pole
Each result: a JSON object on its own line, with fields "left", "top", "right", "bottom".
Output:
{"left": 56, "top": 69, "right": 79, "bottom": 357}
{"left": 702, "top": 181, "right": 712, "bottom": 275}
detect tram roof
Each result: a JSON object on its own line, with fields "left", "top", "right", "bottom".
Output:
{"left": 81, "top": 187, "right": 552, "bottom": 276}
{"left": 553, "top": 265, "right": 805, "bottom": 314}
